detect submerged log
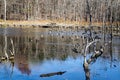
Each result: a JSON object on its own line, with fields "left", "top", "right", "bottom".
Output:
{"left": 40, "top": 71, "right": 66, "bottom": 77}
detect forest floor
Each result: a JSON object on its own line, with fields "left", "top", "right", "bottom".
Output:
{"left": 0, "top": 20, "right": 119, "bottom": 28}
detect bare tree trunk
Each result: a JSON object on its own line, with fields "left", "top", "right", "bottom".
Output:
{"left": 27, "top": 0, "right": 30, "bottom": 20}
{"left": 3, "top": 0, "right": 6, "bottom": 21}
{"left": 85, "top": 0, "right": 92, "bottom": 40}
{"left": 102, "top": 12, "right": 106, "bottom": 42}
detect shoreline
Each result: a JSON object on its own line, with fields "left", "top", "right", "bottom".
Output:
{"left": 0, "top": 20, "right": 119, "bottom": 28}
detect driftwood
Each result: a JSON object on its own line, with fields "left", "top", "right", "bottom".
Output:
{"left": 40, "top": 71, "right": 66, "bottom": 77}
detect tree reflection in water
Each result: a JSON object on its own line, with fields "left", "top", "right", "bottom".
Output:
{"left": 0, "top": 27, "right": 119, "bottom": 80}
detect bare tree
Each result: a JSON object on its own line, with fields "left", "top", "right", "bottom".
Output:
{"left": 3, "top": 0, "right": 6, "bottom": 21}
{"left": 0, "top": 0, "right": 119, "bottom": 23}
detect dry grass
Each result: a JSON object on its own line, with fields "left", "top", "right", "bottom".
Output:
{"left": 0, "top": 19, "right": 119, "bottom": 28}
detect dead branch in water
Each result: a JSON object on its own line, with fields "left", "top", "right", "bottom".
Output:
{"left": 83, "top": 39, "right": 104, "bottom": 80}
{"left": 0, "top": 38, "right": 15, "bottom": 63}
{"left": 40, "top": 71, "right": 66, "bottom": 77}
{"left": 10, "top": 38, "right": 15, "bottom": 55}
{"left": 4, "top": 33, "right": 8, "bottom": 59}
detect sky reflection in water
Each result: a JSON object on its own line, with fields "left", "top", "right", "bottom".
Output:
{"left": 0, "top": 27, "right": 120, "bottom": 80}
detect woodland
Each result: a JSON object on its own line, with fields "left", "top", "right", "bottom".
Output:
{"left": 0, "top": 0, "right": 119, "bottom": 23}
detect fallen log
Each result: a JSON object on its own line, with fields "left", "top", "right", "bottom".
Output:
{"left": 40, "top": 71, "right": 66, "bottom": 77}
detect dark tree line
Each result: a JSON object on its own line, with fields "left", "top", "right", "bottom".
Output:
{"left": 0, "top": 0, "right": 119, "bottom": 22}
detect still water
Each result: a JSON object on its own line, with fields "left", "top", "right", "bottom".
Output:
{"left": 0, "top": 27, "right": 120, "bottom": 80}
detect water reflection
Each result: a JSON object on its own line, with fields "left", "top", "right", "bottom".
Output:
{"left": 0, "top": 27, "right": 119, "bottom": 80}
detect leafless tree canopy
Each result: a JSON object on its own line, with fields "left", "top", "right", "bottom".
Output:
{"left": 0, "top": 0, "right": 119, "bottom": 22}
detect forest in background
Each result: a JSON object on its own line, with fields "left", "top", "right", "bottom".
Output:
{"left": 0, "top": 0, "right": 120, "bottom": 24}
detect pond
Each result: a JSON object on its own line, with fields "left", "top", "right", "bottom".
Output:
{"left": 0, "top": 27, "right": 120, "bottom": 80}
